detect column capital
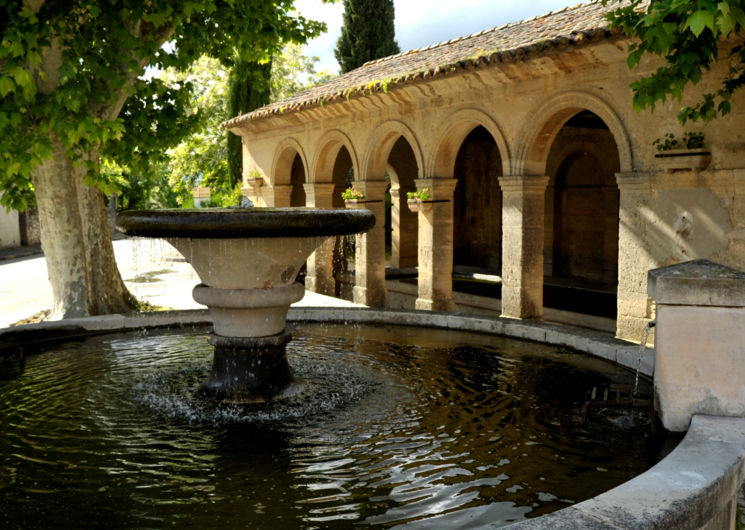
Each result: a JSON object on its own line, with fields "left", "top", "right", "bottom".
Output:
{"left": 268, "top": 185, "right": 293, "bottom": 207}
{"left": 616, "top": 171, "right": 652, "bottom": 192}
{"left": 353, "top": 179, "right": 388, "bottom": 199}
{"left": 498, "top": 175, "right": 550, "bottom": 193}
{"left": 303, "top": 182, "right": 336, "bottom": 194}
{"left": 303, "top": 182, "right": 336, "bottom": 208}
{"left": 415, "top": 178, "right": 458, "bottom": 200}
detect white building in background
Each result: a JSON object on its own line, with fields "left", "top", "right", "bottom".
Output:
{"left": 0, "top": 193, "right": 20, "bottom": 249}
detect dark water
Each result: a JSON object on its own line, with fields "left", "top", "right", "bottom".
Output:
{"left": 0, "top": 324, "right": 658, "bottom": 528}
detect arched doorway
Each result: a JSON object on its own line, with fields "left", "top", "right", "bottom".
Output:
{"left": 289, "top": 154, "right": 306, "bottom": 207}
{"left": 387, "top": 136, "right": 419, "bottom": 269}
{"left": 544, "top": 110, "right": 620, "bottom": 319}
{"left": 331, "top": 146, "right": 354, "bottom": 296}
{"left": 453, "top": 126, "right": 503, "bottom": 273}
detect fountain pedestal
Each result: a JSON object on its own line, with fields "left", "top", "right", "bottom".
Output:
{"left": 116, "top": 208, "right": 375, "bottom": 402}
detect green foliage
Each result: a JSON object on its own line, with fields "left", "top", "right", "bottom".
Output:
{"left": 335, "top": 0, "right": 400, "bottom": 74}
{"left": 204, "top": 182, "right": 245, "bottom": 208}
{"left": 605, "top": 0, "right": 745, "bottom": 123}
{"left": 129, "top": 43, "right": 330, "bottom": 211}
{"left": 407, "top": 187, "right": 431, "bottom": 201}
{"left": 0, "top": 0, "right": 328, "bottom": 211}
{"left": 683, "top": 131, "right": 706, "bottom": 149}
{"left": 653, "top": 131, "right": 706, "bottom": 151}
{"left": 653, "top": 132, "right": 679, "bottom": 151}
{"left": 271, "top": 42, "right": 335, "bottom": 100}
{"left": 341, "top": 186, "right": 365, "bottom": 200}
{"left": 227, "top": 60, "right": 272, "bottom": 186}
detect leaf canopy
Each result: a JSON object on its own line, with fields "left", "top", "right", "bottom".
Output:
{"left": 0, "top": 0, "right": 328, "bottom": 210}
{"left": 605, "top": 0, "right": 745, "bottom": 123}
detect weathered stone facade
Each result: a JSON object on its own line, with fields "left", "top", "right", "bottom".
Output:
{"left": 226, "top": 1, "right": 745, "bottom": 342}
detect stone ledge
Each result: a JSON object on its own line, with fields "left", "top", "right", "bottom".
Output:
{"left": 648, "top": 259, "right": 745, "bottom": 307}
{"left": 504, "top": 415, "right": 745, "bottom": 529}
{"left": 286, "top": 307, "right": 652, "bottom": 376}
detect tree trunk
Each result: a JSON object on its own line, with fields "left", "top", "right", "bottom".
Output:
{"left": 31, "top": 136, "right": 136, "bottom": 318}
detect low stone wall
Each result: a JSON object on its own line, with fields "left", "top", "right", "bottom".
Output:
{"left": 288, "top": 306, "right": 652, "bottom": 376}
{"left": 504, "top": 416, "right": 745, "bottom": 530}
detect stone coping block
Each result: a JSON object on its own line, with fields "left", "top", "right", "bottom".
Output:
{"left": 504, "top": 415, "right": 745, "bottom": 529}
{"left": 648, "top": 259, "right": 745, "bottom": 307}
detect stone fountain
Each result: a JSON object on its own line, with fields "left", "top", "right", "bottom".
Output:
{"left": 115, "top": 207, "right": 375, "bottom": 402}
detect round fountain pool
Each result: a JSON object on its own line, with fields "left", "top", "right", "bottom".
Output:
{"left": 0, "top": 322, "right": 658, "bottom": 528}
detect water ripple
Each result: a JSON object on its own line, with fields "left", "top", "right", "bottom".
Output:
{"left": 0, "top": 324, "right": 657, "bottom": 528}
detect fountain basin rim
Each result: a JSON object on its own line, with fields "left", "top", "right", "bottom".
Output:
{"left": 115, "top": 207, "right": 376, "bottom": 239}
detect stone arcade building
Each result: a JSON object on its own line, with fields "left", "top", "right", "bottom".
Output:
{"left": 225, "top": 1, "right": 745, "bottom": 342}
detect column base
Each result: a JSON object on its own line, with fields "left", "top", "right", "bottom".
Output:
{"left": 200, "top": 332, "right": 294, "bottom": 403}
{"left": 353, "top": 285, "right": 387, "bottom": 308}
{"left": 415, "top": 297, "right": 456, "bottom": 312}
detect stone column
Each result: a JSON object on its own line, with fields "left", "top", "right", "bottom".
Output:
{"left": 498, "top": 175, "right": 549, "bottom": 319}
{"left": 390, "top": 185, "right": 418, "bottom": 268}
{"left": 349, "top": 180, "right": 388, "bottom": 307}
{"left": 303, "top": 183, "right": 336, "bottom": 296}
{"left": 616, "top": 172, "right": 657, "bottom": 341}
{"left": 413, "top": 178, "right": 457, "bottom": 312}
{"left": 266, "top": 185, "right": 293, "bottom": 207}
{"left": 648, "top": 259, "right": 745, "bottom": 432}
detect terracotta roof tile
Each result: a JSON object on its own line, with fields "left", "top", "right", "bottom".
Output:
{"left": 225, "top": 0, "right": 628, "bottom": 128}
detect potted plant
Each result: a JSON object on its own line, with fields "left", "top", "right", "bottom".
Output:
{"left": 654, "top": 132, "right": 711, "bottom": 172}
{"left": 342, "top": 186, "right": 365, "bottom": 206}
{"left": 406, "top": 187, "right": 432, "bottom": 213}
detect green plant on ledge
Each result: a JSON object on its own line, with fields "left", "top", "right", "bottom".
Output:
{"left": 342, "top": 186, "right": 365, "bottom": 201}
{"left": 243, "top": 167, "right": 262, "bottom": 180}
{"left": 682, "top": 131, "right": 705, "bottom": 149}
{"left": 654, "top": 132, "right": 705, "bottom": 151}
{"left": 407, "top": 187, "right": 431, "bottom": 201}
{"left": 653, "top": 133, "right": 678, "bottom": 151}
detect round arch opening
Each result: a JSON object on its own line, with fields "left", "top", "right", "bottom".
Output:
{"left": 543, "top": 110, "right": 620, "bottom": 322}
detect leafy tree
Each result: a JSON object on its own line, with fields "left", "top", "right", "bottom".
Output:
{"left": 158, "top": 55, "right": 231, "bottom": 207}
{"left": 271, "top": 42, "right": 335, "bottom": 101}
{"left": 227, "top": 60, "right": 272, "bottom": 186}
{"left": 0, "top": 0, "right": 325, "bottom": 318}
{"left": 141, "top": 46, "right": 332, "bottom": 211}
{"left": 605, "top": 0, "right": 745, "bottom": 122}
{"left": 335, "top": 0, "right": 400, "bottom": 73}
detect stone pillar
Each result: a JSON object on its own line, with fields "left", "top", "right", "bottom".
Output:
{"left": 413, "top": 178, "right": 457, "bottom": 312}
{"left": 303, "top": 183, "right": 336, "bottom": 296}
{"left": 348, "top": 180, "right": 388, "bottom": 307}
{"left": 266, "top": 185, "right": 293, "bottom": 207}
{"left": 390, "top": 185, "right": 418, "bottom": 268}
{"left": 498, "top": 175, "right": 549, "bottom": 319}
{"left": 616, "top": 172, "right": 657, "bottom": 341}
{"left": 648, "top": 259, "right": 745, "bottom": 432}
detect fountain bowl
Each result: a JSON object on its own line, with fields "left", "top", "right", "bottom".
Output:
{"left": 115, "top": 207, "right": 375, "bottom": 402}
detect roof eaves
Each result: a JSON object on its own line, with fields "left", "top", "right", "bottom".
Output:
{"left": 223, "top": 4, "right": 620, "bottom": 130}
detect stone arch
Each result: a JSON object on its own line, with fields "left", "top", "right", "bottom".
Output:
{"left": 271, "top": 137, "right": 308, "bottom": 187}
{"left": 313, "top": 129, "right": 359, "bottom": 184}
{"left": 361, "top": 120, "right": 424, "bottom": 183}
{"left": 429, "top": 108, "right": 510, "bottom": 177}
{"left": 515, "top": 91, "right": 632, "bottom": 176}
{"left": 357, "top": 122, "right": 424, "bottom": 270}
